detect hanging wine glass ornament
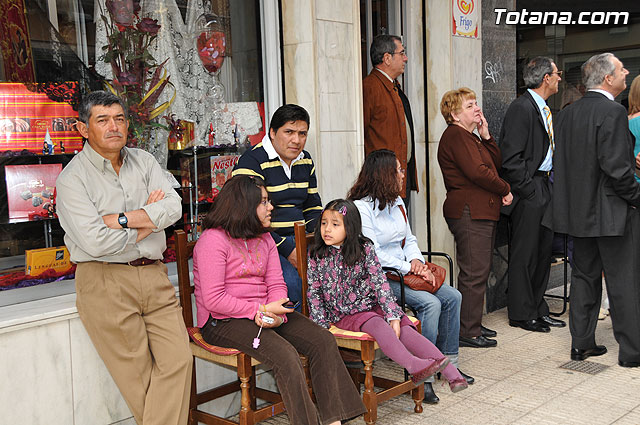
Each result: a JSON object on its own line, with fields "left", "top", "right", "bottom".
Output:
{"left": 193, "top": 5, "right": 227, "bottom": 146}
{"left": 195, "top": 12, "right": 226, "bottom": 75}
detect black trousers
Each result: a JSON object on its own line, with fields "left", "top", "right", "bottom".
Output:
{"left": 201, "top": 311, "right": 366, "bottom": 424}
{"left": 507, "top": 175, "right": 553, "bottom": 320}
{"left": 570, "top": 208, "right": 640, "bottom": 363}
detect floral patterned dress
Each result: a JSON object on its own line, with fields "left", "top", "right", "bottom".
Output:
{"left": 307, "top": 242, "right": 413, "bottom": 331}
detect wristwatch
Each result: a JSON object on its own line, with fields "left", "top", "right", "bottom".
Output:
{"left": 118, "top": 212, "right": 128, "bottom": 228}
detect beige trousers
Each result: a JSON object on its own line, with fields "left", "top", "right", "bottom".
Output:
{"left": 76, "top": 261, "right": 192, "bottom": 425}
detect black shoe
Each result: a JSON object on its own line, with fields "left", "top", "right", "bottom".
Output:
{"left": 459, "top": 335, "right": 497, "bottom": 348}
{"left": 458, "top": 369, "right": 475, "bottom": 385}
{"left": 481, "top": 325, "right": 497, "bottom": 338}
{"left": 570, "top": 345, "right": 607, "bottom": 361}
{"left": 539, "top": 315, "right": 566, "bottom": 328}
{"left": 423, "top": 382, "right": 439, "bottom": 404}
{"left": 509, "top": 319, "right": 550, "bottom": 333}
{"left": 618, "top": 360, "right": 640, "bottom": 368}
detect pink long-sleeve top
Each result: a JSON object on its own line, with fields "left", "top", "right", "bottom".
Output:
{"left": 193, "top": 227, "right": 288, "bottom": 327}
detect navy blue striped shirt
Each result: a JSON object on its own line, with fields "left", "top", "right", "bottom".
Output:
{"left": 233, "top": 141, "right": 322, "bottom": 256}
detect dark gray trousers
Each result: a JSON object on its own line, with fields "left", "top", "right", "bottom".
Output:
{"left": 570, "top": 208, "right": 640, "bottom": 363}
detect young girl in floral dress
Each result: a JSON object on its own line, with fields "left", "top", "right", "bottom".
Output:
{"left": 307, "top": 199, "right": 468, "bottom": 391}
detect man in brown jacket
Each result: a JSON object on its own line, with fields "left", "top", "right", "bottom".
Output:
{"left": 363, "top": 34, "right": 418, "bottom": 208}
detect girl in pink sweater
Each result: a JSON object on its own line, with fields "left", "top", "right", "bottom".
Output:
{"left": 193, "top": 175, "right": 365, "bottom": 425}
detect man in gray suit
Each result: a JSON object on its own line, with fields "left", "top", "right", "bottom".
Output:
{"left": 552, "top": 53, "right": 640, "bottom": 367}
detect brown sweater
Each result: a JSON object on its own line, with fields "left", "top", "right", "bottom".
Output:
{"left": 437, "top": 124, "right": 510, "bottom": 221}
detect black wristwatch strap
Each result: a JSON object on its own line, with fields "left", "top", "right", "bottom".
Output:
{"left": 118, "top": 212, "right": 128, "bottom": 228}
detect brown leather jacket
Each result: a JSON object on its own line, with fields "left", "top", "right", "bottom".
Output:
{"left": 363, "top": 69, "right": 417, "bottom": 196}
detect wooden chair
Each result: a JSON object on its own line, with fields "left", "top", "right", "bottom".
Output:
{"left": 175, "top": 229, "right": 306, "bottom": 425}
{"left": 294, "top": 223, "right": 424, "bottom": 425}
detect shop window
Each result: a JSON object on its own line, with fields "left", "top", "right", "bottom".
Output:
{"left": 0, "top": 0, "right": 281, "bottom": 301}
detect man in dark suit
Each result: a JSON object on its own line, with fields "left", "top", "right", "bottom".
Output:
{"left": 552, "top": 53, "right": 640, "bottom": 367}
{"left": 363, "top": 34, "right": 417, "bottom": 209}
{"left": 499, "top": 56, "right": 566, "bottom": 332}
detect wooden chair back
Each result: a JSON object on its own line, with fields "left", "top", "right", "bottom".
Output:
{"left": 175, "top": 230, "right": 197, "bottom": 328}
{"left": 294, "top": 222, "right": 315, "bottom": 316}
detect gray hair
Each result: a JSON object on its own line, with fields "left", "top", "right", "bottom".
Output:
{"left": 523, "top": 57, "right": 555, "bottom": 89}
{"left": 370, "top": 34, "right": 402, "bottom": 66}
{"left": 581, "top": 53, "right": 616, "bottom": 89}
{"left": 78, "top": 91, "right": 127, "bottom": 123}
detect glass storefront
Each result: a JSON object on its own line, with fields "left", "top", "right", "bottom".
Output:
{"left": 0, "top": 0, "right": 272, "bottom": 295}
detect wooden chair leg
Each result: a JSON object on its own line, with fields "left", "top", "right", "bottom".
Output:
{"left": 361, "top": 342, "right": 377, "bottom": 425}
{"left": 249, "top": 366, "right": 257, "bottom": 411}
{"left": 412, "top": 381, "right": 424, "bottom": 413}
{"left": 238, "top": 354, "right": 254, "bottom": 425}
{"left": 188, "top": 359, "right": 197, "bottom": 425}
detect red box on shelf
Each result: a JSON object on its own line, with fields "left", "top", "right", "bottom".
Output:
{"left": 4, "top": 163, "right": 61, "bottom": 220}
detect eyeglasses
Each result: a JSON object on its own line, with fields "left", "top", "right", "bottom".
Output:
{"left": 260, "top": 199, "right": 272, "bottom": 207}
{"left": 550, "top": 70, "right": 563, "bottom": 77}
{"left": 390, "top": 49, "right": 407, "bottom": 57}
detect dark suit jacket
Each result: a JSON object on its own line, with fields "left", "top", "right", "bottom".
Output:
{"left": 498, "top": 90, "right": 551, "bottom": 214}
{"left": 437, "top": 124, "right": 510, "bottom": 221}
{"left": 363, "top": 69, "right": 417, "bottom": 196}
{"left": 551, "top": 91, "right": 640, "bottom": 237}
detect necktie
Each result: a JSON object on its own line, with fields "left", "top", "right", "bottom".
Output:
{"left": 543, "top": 105, "right": 554, "bottom": 151}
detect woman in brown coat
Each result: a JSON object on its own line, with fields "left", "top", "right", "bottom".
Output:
{"left": 437, "top": 87, "right": 513, "bottom": 348}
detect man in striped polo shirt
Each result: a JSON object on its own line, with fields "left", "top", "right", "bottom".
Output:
{"left": 233, "top": 104, "right": 322, "bottom": 308}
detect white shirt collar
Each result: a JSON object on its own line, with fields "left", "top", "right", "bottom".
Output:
{"left": 588, "top": 89, "right": 615, "bottom": 101}
{"left": 375, "top": 68, "right": 395, "bottom": 83}
{"left": 260, "top": 133, "right": 279, "bottom": 159}
{"left": 260, "top": 133, "right": 305, "bottom": 179}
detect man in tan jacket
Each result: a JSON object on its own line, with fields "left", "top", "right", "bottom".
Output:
{"left": 363, "top": 34, "right": 418, "bottom": 207}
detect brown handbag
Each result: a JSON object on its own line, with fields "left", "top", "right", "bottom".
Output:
{"left": 384, "top": 204, "right": 446, "bottom": 294}
{"left": 386, "top": 266, "right": 445, "bottom": 293}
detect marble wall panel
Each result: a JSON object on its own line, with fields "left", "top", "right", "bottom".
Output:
{"left": 281, "top": 0, "right": 314, "bottom": 45}
{"left": 425, "top": 0, "right": 453, "bottom": 143}
{"left": 69, "top": 318, "right": 132, "bottom": 425}
{"left": 283, "top": 42, "right": 319, "bottom": 161}
{"left": 315, "top": 0, "right": 354, "bottom": 24}
{"left": 319, "top": 93, "right": 356, "bottom": 132}
{"left": 428, "top": 142, "right": 455, "bottom": 261}
{"left": 0, "top": 321, "right": 73, "bottom": 425}
{"left": 315, "top": 131, "right": 361, "bottom": 203}
{"left": 452, "top": 36, "right": 484, "bottom": 104}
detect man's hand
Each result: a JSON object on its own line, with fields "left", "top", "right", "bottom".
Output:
{"left": 502, "top": 191, "right": 514, "bottom": 206}
{"left": 136, "top": 228, "right": 153, "bottom": 242}
{"left": 287, "top": 248, "right": 298, "bottom": 269}
{"left": 390, "top": 319, "right": 401, "bottom": 338}
{"left": 146, "top": 189, "right": 165, "bottom": 205}
{"left": 636, "top": 152, "right": 640, "bottom": 169}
